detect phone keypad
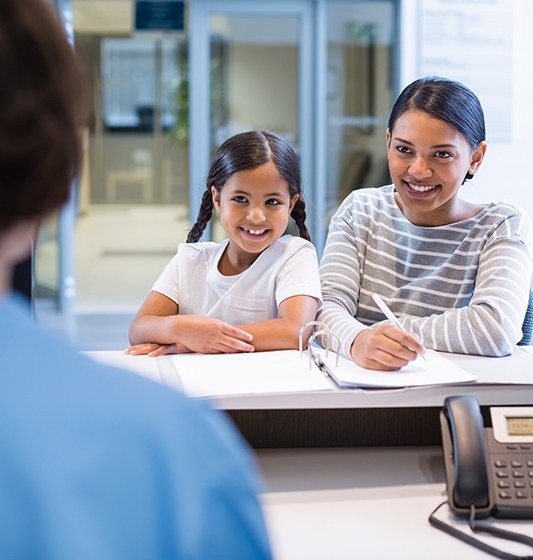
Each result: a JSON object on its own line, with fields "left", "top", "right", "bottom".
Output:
{"left": 489, "top": 441, "right": 533, "bottom": 505}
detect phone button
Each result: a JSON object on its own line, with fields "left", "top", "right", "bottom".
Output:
{"left": 498, "top": 480, "right": 510, "bottom": 488}
{"left": 498, "top": 491, "right": 512, "bottom": 499}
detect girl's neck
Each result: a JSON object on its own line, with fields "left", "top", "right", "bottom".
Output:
{"left": 218, "top": 244, "right": 262, "bottom": 276}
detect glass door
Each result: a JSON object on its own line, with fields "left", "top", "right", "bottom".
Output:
{"left": 324, "top": 1, "right": 397, "bottom": 227}
{"left": 36, "top": 0, "right": 398, "bottom": 318}
{"left": 34, "top": 0, "right": 76, "bottom": 312}
{"left": 189, "top": 0, "right": 315, "bottom": 241}
{"left": 189, "top": 0, "right": 397, "bottom": 251}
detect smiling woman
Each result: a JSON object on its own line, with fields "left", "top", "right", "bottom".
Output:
{"left": 317, "top": 76, "right": 533, "bottom": 371}
{"left": 386, "top": 109, "right": 486, "bottom": 226}
{"left": 126, "top": 130, "right": 322, "bottom": 355}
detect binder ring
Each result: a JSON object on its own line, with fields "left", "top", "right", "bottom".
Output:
{"left": 299, "top": 321, "right": 341, "bottom": 370}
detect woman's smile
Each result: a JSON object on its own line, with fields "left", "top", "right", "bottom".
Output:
{"left": 403, "top": 181, "right": 440, "bottom": 197}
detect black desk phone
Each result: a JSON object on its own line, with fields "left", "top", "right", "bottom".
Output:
{"left": 440, "top": 395, "right": 533, "bottom": 519}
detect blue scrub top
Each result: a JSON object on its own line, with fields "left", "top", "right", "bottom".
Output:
{"left": 0, "top": 295, "right": 271, "bottom": 559}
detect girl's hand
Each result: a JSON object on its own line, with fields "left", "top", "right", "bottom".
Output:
{"left": 350, "top": 324, "right": 424, "bottom": 370}
{"left": 124, "top": 342, "right": 187, "bottom": 357}
{"left": 176, "top": 316, "right": 255, "bottom": 354}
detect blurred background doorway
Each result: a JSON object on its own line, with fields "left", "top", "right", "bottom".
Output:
{"left": 36, "top": 0, "right": 397, "bottom": 347}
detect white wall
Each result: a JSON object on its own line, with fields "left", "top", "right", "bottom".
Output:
{"left": 400, "top": 0, "right": 533, "bottom": 224}
{"left": 479, "top": 0, "right": 533, "bottom": 221}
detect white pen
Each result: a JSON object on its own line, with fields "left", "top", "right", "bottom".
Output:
{"left": 372, "top": 293, "right": 427, "bottom": 362}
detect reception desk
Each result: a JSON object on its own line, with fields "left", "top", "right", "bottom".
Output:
{"left": 257, "top": 446, "right": 533, "bottom": 559}
{"left": 88, "top": 347, "right": 533, "bottom": 448}
{"left": 199, "top": 349, "right": 533, "bottom": 447}
{"left": 86, "top": 347, "right": 533, "bottom": 558}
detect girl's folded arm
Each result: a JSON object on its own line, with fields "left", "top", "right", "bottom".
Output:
{"left": 128, "top": 291, "right": 254, "bottom": 353}
{"left": 128, "top": 291, "right": 179, "bottom": 345}
{"left": 237, "top": 294, "right": 319, "bottom": 352}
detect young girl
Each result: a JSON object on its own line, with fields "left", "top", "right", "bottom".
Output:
{"left": 318, "top": 76, "right": 533, "bottom": 371}
{"left": 126, "top": 130, "right": 321, "bottom": 356}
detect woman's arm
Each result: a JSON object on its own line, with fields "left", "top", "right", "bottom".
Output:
{"left": 127, "top": 291, "right": 255, "bottom": 354}
{"left": 316, "top": 198, "right": 371, "bottom": 358}
{"left": 316, "top": 193, "right": 431, "bottom": 369}
{"left": 319, "top": 198, "right": 533, "bottom": 362}
{"left": 237, "top": 295, "right": 319, "bottom": 352}
{"left": 401, "top": 235, "right": 532, "bottom": 357}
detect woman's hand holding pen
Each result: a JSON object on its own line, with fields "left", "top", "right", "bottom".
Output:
{"left": 350, "top": 324, "right": 425, "bottom": 371}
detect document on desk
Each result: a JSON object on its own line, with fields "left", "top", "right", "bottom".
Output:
{"left": 315, "top": 348, "right": 477, "bottom": 389}
{"left": 83, "top": 348, "right": 478, "bottom": 396}
{"left": 170, "top": 350, "right": 334, "bottom": 398}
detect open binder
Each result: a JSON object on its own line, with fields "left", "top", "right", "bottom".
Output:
{"left": 167, "top": 322, "right": 477, "bottom": 398}
{"left": 302, "top": 322, "right": 477, "bottom": 390}
{"left": 84, "top": 322, "right": 478, "bottom": 399}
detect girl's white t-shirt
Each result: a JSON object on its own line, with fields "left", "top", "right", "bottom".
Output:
{"left": 151, "top": 235, "right": 322, "bottom": 325}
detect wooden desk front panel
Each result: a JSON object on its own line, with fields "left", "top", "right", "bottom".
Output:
{"left": 227, "top": 407, "right": 443, "bottom": 448}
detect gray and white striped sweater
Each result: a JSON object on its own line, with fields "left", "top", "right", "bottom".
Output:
{"left": 317, "top": 185, "right": 533, "bottom": 358}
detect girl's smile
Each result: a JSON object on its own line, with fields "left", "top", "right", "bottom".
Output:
{"left": 240, "top": 227, "right": 268, "bottom": 238}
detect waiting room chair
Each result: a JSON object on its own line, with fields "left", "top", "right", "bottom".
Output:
{"left": 518, "top": 291, "right": 533, "bottom": 346}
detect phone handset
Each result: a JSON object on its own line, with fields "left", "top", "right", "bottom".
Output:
{"left": 441, "top": 395, "right": 490, "bottom": 514}
{"left": 435, "top": 396, "right": 533, "bottom": 557}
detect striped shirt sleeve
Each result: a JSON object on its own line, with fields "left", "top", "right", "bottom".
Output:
{"left": 317, "top": 186, "right": 533, "bottom": 359}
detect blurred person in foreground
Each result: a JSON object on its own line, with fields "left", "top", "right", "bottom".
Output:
{"left": 0, "top": 1, "right": 271, "bottom": 558}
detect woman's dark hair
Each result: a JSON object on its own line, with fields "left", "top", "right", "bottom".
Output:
{"left": 0, "top": 0, "right": 85, "bottom": 232}
{"left": 187, "top": 130, "right": 310, "bottom": 242}
{"left": 388, "top": 76, "right": 485, "bottom": 180}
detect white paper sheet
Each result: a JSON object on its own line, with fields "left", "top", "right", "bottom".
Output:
{"left": 170, "top": 350, "right": 334, "bottom": 398}
{"left": 317, "top": 348, "right": 477, "bottom": 389}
